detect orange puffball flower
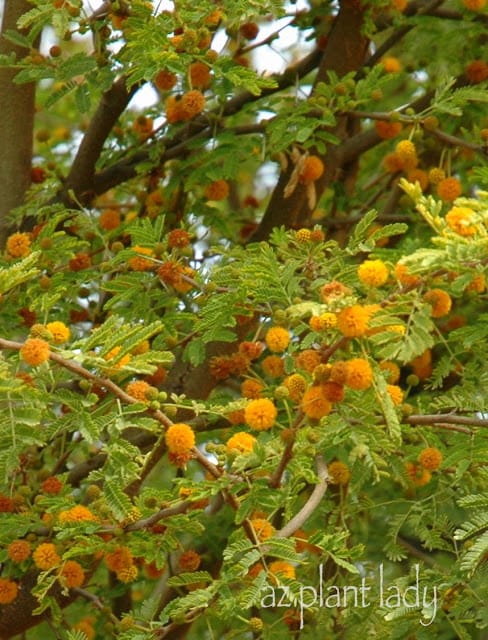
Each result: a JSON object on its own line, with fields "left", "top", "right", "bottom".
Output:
{"left": 154, "top": 68, "right": 177, "bottom": 91}
{"left": 99, "top": 209, "right": 121, "bottom": 231}
{"left": 294, "top": 349, "right": 321, "bottom": 373}
{"left": 244, "top": 398, "right": 277, "bottom": 431}
{"left": 405, "top": 462, "right": 431, "bottom": 487}
{"left": 126, "top": 380, "right": 152, "bottom": 402}
{"left": 250, "top": 518, "right": 275, "bottom": 542}
{"left": 299, "top": 155, "right": 324, "bottom": 183}
{"left": 394, "top": 139, "right": 418, "bottom": 170}
{"left": 46, "top": 321, "right": 70, "bottom": 344}
{"left": 374, "top": 120, "right": 403, "bottom": 140}
{"left": 158, "top": 261, "right": 195, "bottom": 293}
{"left": 59, "top": 560, "right": 85, "bottom": 588}
{"left": 381, "top": 56, "right": 402, "bottom": 73}
{"left": 180, "top": 89, "right": 206, "bottom": 119}
{"left": 328, "top": 460, "right": 351, "bottom": 485}
{"left": 437, "top": 177, "right": 462, "bottom": 202}
{"left": 168, "top": 229, "right": 191, "bottom": 249}
{"left": 320, "top": 280, "right": 352, "bottom": 302}
{"left": 239, "top": 341, "right": 263, "bottom": 360}
{"left": 241, "top": 379, "right": 264, "bottom": 399}
{"left": 6, "top": 232, "right": 31, "bottom": 258}
{"left": 423, "top": 289, "right": 452, "bottom": 318}
{"left": 407, "top": 168, "right": 429, "bottom": 191}
{"left": 345, "top": 358, "right": 373, "bottom": 390}
{"left": 261, "top": 355, "right": 285, "bottom": 378}
{"left": 189, "top": 61, "right": 212, "bottom": 89}
{"left": 58, "top": 505, "right": 97, "bottom": 523}
{"left": 379, "top": 361, "right": 400, "bottom": 384}
{"left": 7, "top": 540, "right": 32, "bottom": 563}
{"left": 410, "top": 349, "right": 432, "bottom": 380}
{"left": 321, "top": 381, "right": 345, "bottom": 403}
{"left": 445, "top": 206, "right": 477, "bottom": 236}
{"left": 20, "top": 338, "right": 50, "bottom": 366}
{"left": 69, "top": 252, "right": 92, "bottom": 271}
{"left": 382, "top": 152, "right": 404, "bottom": 174}
{"left": 204, "top": 179, "right": 229, "bottom": 201}
{"left": 33, "top": 543, "right": 61, "bottom": 570}
{"left": 72, "top": 619, "right": 95, "bottom": 640}
{"left": 336, "top": 305, "right": 372, "bottom": 338}
{"left": 41, "top": 476, "right": 63, "bottom": 495}
{"left": 358, "top": 259, "right": 389, "bottom": 287}
{"left": 463, "top": 0, "right": 487, "bottom": 9}
{"left": 265, "top": 326, "right": 291, "bottom": 352}
{"left": 226, "top": 431, "right": 257, "bottom": 454}
{"left": 418, "top": 446, "right": 443, "bottom": 470}
{"left": 387, "top": 384, "right": 404, "bottom": 406}
{"left": 179, "top": 550, "right": 201, "bottom": 572}
{"left": 128, "top": 245, "right": 154, "bottom": 271}
{"left": 394, "top": 262, "right": 421, "bottom": 287}
{"left": 269, "top": 560, "right": 296, "bottom": 581}
{"left": 465, "top": 59, "right": 488, "bottom": 83}
{"left": 0, "top": 579, "right": 18, "bottom": 605}
{"left": 104, "top": 346, "right": 131, "bottom": 370}
{"left": 105, "top": 546, "right": 134, "bottom": 573}
{"left": 309, "top": 312, "right": 337, "bottom": 331}
{"left": 165, "top": 423, "right": 196, "bottom": 454}
{"left": 301, "top": 386, "right": 332, "bottom": 419}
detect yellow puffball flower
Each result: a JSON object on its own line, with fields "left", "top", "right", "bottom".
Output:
{"left": 357, "top": 259, "right": 389, "bottom": 287}
{"left": 336, "top": 305, "right": 372, "bottom": 338}
{"left": 165, "top": 423, "right": 196, "bottom": 454}
{"left": 6, "top": 232, "right": 31, "bottom": 258}
{"left": 46, "top": 321, "right": 70, "bottom": 344}
{"left": 33, "top": 543, "right": 61, "bottom": 570}
{"left": 226, "top": 431, "right": 257, "bottom": 454}
{"left": 345, "top": 358, "right": 373, "bottom": 390}
{"left": 265, "top": 326, "right": 291, "bottom": 353}
{"left": 20, "top": 338, "right": 50, "bottom": 366}
{"left": 244, "top": 398, "right": 277, "bottom": 431}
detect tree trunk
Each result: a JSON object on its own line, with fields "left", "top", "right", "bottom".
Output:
{"left": 0, "top": 0, "right": 36, "bottom": 246}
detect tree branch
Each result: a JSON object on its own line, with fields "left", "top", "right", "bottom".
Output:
{"left": 59, "top": 75, "right": 140, "bottom": 206}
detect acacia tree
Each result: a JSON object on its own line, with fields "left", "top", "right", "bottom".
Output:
{"left": 0, "top": 0, "right": 488, "bottom": 638}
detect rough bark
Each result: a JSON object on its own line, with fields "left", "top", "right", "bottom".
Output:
{"left": 0, "top": 0, "right": 36, "bottom": 246}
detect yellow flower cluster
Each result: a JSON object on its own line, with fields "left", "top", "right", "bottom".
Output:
{"left": 300, "top": 386, "right": 332, "bottom": 419}
{"left": 250, "top": 518, "right": 275, "bottom": 542}
{"left": 6, "top": 232, "right": 31, "bottom": 258}
{"left": 33, "top": 542, "right": 61, "bottom": 570}
{"left": 0, "top": 578, "right": 18, "bottom": 604}
{"left": 226, "top": 431, "right": 257, "bottom": 454}
{"left": 345, "top": 358, "right": 373, "bottom": 390}
{"left": 423, "top": 289, "right": 452, "bottom": 318}
{"left": 445, "top": 206, "right": 477, "bottom": 236}
{"left": 46, "top": 321, "right": 71, "bottom": 344}
{"left": 357, "top": 259, "right": 389, "bottom": 287}
{"left": 418, "top": 446, "right": 443, "bottom": 470}
{"left": 165, "top": 423, "right": 196, "bottom": 454}
{"left": 336, "top": 305, "right": 372, "bottom": 338}
{"left": 265, "top": 326, "right": 291, "bottom": 352}
{"left": 59, "top": 560, "right": 85, "bottom": 588}
{"left": 244, "top": 398, "right": 277, "bottom": 430}
{"left": 20, "top": 338, "right": 50, "bottom": 366}
{"left": 328, "top": 461, "right": 351, "bottom": 485}
{"left": 58, "top": 505, "right": 97, "bottom": 524}
{"left": 309, "top": 312, "right": 337, "bottom": 332}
